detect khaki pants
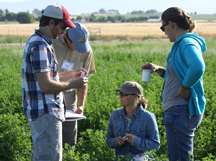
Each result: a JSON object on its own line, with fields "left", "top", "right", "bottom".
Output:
{"left": 29, "top": 114, "right": 62, "bottom": 161}
{"left": 63, "top": 91, "right": 77, "bottom": 147}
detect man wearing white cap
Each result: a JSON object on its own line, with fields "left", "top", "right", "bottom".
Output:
{"left": 22, "top": 4, "right": 88, "bottom": 161}
{"left": 53, "top": 22, "right": 96, "bottom": 147}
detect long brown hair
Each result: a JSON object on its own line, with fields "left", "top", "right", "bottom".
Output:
{"left": 161, "top": 7, "right": 195, "bottom": 32}
{"left": 135, "top": 96, "right": 148, "bottom": 109}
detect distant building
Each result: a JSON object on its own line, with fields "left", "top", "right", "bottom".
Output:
{"left": 76, "top": 18, "right": 86, "bottom": 22}
{"left": 78, "top": 18, "right": 86, "bottom": 22}
{"left": 146, "top": 16, "right": 161, "bottom": 22}
{"left": 105, "top": 11, "right": 118, "bottom": 14}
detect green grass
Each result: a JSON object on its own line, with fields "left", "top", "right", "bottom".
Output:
{"left": 0, "top": 36, "right": 29, "bottom": 43}
{"left": 0, "top": 38, "right": 216, "bottom": 160}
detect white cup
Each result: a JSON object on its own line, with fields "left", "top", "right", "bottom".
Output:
{"left": 142, "top": 69, "right": 151, "bottom": 82}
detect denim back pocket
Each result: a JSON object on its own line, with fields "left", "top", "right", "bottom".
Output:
{"left": 186, "top": 113, "right": 203, "bottom": 130}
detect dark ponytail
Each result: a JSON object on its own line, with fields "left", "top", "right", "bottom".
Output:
{"left": 162, "top": 7, "right": 195, "bottom": 32}
{"left": 138, "top": 96, "right": 148, "bottom": 109}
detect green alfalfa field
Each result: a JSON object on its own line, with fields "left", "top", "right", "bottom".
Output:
{"left": 0, "top": 38, "right": 216, "bottom": 160}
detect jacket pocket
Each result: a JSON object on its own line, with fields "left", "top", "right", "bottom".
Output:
{"left": 133, "top": 128, "right": 146, "bottom": 136}
{"left": 113, "top": 127, "right": 122, "bottom": 137}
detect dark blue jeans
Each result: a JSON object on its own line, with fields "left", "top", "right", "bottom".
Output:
{"left": 163, "top": 105, "right": 203, "bottom": 161}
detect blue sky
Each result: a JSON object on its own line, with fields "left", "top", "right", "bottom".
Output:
{"left": 0, "top": 0, "right": 215, "bottom": 15}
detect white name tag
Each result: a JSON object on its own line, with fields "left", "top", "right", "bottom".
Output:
{"left": 61, "top": 60, "right": 74, "bottom": 71}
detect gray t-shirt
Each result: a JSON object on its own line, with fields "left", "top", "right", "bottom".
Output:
{"left": 162, "top": 59, "right": 188, "bottom": 111}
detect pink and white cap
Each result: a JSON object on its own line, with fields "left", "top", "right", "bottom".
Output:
{"left": 42, "top": 4, "right": 76, "bottom": 28}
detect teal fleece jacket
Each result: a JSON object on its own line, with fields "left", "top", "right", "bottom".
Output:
{"left": 162, "top": 33, "right": 207, "bottom": 116}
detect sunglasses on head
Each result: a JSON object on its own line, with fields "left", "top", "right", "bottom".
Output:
{"left": 160, "top": 22, "right": 169, "bottom": 32}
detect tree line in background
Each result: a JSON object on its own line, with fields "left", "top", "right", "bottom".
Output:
{"left": 0, "top": 9, "right": 36, "bottom": 23}
{"left": 73, "top": 14, "right": 152, "bottom": 22}
{"left": 89, "top": 8, "right": 158, "bottom": 15}
{"left": 0, "top": 8, "right": 161, "bottom": 24}
{"left": 0, "top": 8, "right": 198, "bottom": 24}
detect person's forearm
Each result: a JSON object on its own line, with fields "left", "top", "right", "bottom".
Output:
{"left": 36, "top": 72, "right": 86, "bottom": 94}
{"left": 142, "top": 63, "right": 165, "bottom": 77}
{"left": 39, "top": 79, "right": 79, "bottom": 93}
{"left": 131, "top": 135, "right": 160, "bottom": 151}
{"left": 106, "top": 137, "right": 118, "bottom": 149}
{"left": 59, "top": 70, "right": 73, "bottom": 82}
{"left": 59, "top": 70, "right": 78, "bottom": 82}
{"left": 77, "top": 84, "right": 88, "bottom": 107}
{"left": 182, "top": 45, "right": 205, "bottom": 88}
{"left": 106, "top": 124, "right": 119, "bottom": 149}
{"left": 59, "top": 68, "right": 88, "bottom": 82}
{"left": 131, "top": 116, "right": 160, "bottom": 151}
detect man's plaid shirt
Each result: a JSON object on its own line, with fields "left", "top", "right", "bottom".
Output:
{"left": 22, "top": 30, "right": 64, "bottom": 121}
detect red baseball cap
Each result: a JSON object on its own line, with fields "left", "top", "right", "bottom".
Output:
{"left": 42, "top": 4, "right": 76, "bottom": 28}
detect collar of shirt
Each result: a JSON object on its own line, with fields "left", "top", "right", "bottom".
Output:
{"left": 35, "top": 29, "right": 53, "bottom": 45}
{"left": 118, "top": 104, "right": 144, "bottom": 118}
{"left": 57, "top": 34, "right": 70, "bottom": 49}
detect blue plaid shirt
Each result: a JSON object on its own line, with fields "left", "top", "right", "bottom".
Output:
{"left": 22, "top": 29, "right": 64, "bottom": 121}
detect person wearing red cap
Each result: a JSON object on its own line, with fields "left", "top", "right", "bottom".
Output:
{"left": 22, "top": 4, "right": 88, "bottom": 161}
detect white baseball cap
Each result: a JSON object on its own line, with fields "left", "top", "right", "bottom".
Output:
{"left": 42, "top": 4, "right": 76, "bottom": 28}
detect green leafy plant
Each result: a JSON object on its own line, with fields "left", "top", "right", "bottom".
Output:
{"left": 0, "top": 38, "right": 216, "bottom": 160}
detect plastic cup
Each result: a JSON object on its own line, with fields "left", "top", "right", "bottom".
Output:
{"left": 142, "top": 69, "right": 151, "bottom": 82}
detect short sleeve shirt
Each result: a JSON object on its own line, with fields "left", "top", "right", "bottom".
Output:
{"left": 53, "top": 35, "right": 96, "bottom": 91}
{"left": 22, "top": 30, "right": 64, "bottom": 121}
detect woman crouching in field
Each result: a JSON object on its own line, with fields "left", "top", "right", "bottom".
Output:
{"left": 106, "top": 81, "right": 160, "bottom": 161}
{"left": 141, "top": 7, "right": 206, "bottom": 161}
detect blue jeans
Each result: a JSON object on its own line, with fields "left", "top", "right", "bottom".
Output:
{"left": 163, "top": 105, "right": 203, "bottom": 161}
{"left": 29, "top": 114, "right": 62, "bottom": 161}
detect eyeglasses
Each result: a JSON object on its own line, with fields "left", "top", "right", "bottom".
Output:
{"left": 119, "top": 92, "right": 135, "bottom": 97}
{"left": 59, "top": 22, "right": 67, "bottom": 30}
{"left": 160, "top": 22, "right": 169, "bottom": 32}
{"left": 119, "top": 92, "right": 129, "bottom": 97}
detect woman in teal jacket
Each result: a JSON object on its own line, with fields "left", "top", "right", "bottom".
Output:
{"left": 141, "top": 7, "right": 206, "bottom": 161}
